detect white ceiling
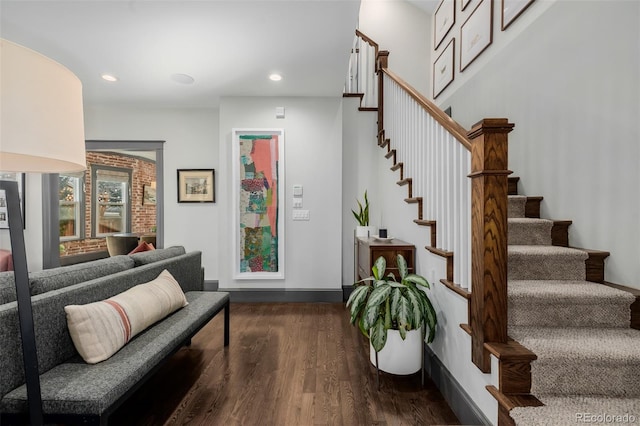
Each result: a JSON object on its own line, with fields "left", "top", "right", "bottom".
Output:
{"left": 0, "top": 0, "right": 361, "bottom": 109}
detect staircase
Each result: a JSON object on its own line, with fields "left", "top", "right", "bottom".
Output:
{"left": 495, "top": 178, "right": 640, "bottom": 425}
{"left": 345, "top": 30, "right": 640, "bottom": 425}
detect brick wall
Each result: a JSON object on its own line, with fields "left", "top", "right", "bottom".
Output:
{"left": 61, "top": 151, "right": 156, "bottom": 257}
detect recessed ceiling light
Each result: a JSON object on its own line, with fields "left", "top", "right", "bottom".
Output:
{"left": 101, "top": 74, "right": 118, "bottom": 82}
{"left": 269, "top": 73, "right": 282, "bottom": 81}
{"left": 171, "top": 73, "right": 195, "bottom": 85}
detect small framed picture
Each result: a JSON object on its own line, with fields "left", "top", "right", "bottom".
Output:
{"left": 434, "top": 0, "right": 455, "bottom": 50}
{"left": 0, "top": 172, "right": 25, "bottom": 229}
{"left": 433, "top": 38, "right": 455, "bottom": 99}
{"left": 501, "top": 0, "right": 535, "bottom": 31}
{"left": 177, "top": 169, "right": 215, "bottom": 203}
{"left": 143, "top": 184, "right": 156, "bottom": 205}
{"left": 460, "top": 0, "right": 493, "bottom": 72}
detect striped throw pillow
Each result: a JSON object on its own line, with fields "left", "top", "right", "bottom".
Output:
{"left": 65, "top": 269, "right": 188, "bottom": 364}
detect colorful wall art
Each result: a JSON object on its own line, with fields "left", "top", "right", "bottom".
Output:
{"left": 232, "top": 129, "right": 285, "bottom": 279}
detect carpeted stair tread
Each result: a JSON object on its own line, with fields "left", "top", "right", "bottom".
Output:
{"left": 510, "top": 396, "right": 640, "bottom": 426}
{"left": 509, "top": 280, "right": 635, "bottom": 303}
{"left": 509, "top": 327, "right": 640, "bottom": 361}
{"left": 509, "top": 327, "right": 640, "bottom": 397}
{"left": 509, "top": 245, "right": 588, "bottom": 257}
{"left": 509, "top": 280, "right": 635, "bottom": 328}
{"left": 508, "top": 218, "right": 553, "bottom": 245}
{"left": 508, "top": 195, "right": 527, "bottom": 218}
{"left": 509, "top": 245, "right": 588, "bottom": 281}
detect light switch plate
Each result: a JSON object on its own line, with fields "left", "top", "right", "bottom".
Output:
{"left": 293, "top": 184, "right": 303, "bottom": 197}
{"left": 293, "top": 198, "right": 303, "bottom": 208}
{"left": 293, "top": 209, "right": 310, "bottom": 221}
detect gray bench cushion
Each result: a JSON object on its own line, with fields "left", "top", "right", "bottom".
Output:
{"left": 0, "top": 256, "right": 134, "bottom": 305}
{"left": 129, "top": 246, "right": 186, "bottom": 267}
{"left": 30, "top": 256, "right": 135, "bottom": 296}
{"left": 0, "top": 291, "right": 229, "bottom": 415}
{"left": 0, "top": 272, "right": 16, "bottom": 305}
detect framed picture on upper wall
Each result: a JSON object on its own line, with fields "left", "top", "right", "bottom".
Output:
{"left": 434, "top": 0, "right": 455, "bottom": 50}
{"left": 177, "top": 169, "right": 215, "bottom": 203}
{"left": 502, "top": 0, "right": 535, "bottom": 30}
{"left": 0, "top": 172, "right": 25, "bottom": 229}
{"left": 433, "top": 38, "right": 455, "bottom": 99}
{"left": 460, "top": 0, "right": 493, "bottom": 72}
{"left": 231, "top": 128, "right": 285, "bottom": 280}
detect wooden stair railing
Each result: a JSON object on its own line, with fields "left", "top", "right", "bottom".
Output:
{"left": 376, "top": 49, "right": 513, "bottom": 372}
{"left": 377, "top": 51, "right": 389, "bottom": 136}
{"left": 344, "top": 30, "right": 379, "bottom": 110}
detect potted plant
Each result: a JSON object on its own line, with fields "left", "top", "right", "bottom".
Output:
{"left": 346, "top": 254, "right": 437, "bottom": 374}
{"left": 352, "top": 190, "right": 375, "bottom": 237}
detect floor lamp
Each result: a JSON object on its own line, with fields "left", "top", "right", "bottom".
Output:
{"left": 0, "top": 38, "right": 86, "bottom": 425}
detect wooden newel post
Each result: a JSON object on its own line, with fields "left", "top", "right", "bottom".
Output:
{"left": 376, "top": 51, "right": 389, "bottom": 142}
{"left": 467, "top": 118, "right": 514, "bottom": 373}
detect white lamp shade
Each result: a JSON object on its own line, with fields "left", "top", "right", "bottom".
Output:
{"left": 0, "top": 38, "right": 86, "bottom": 173}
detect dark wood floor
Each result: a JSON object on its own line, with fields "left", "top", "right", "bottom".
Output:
{"left": 111, "top": 303, "right": 460, "bottom": 425}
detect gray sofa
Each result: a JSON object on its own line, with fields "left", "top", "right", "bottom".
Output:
{"left": 0, "top": 247, "right": 229, "bottom": 425}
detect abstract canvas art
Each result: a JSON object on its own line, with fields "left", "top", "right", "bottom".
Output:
{"left": 232, "top": 129, "right": 285, "bottom": 279}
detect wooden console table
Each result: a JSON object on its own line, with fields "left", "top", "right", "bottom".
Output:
{"left": 356, "top": 237, "right": 416, "bottom": 281}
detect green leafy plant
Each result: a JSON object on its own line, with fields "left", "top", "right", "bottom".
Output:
{"left": 351, "top": 190, "right": 369, "bottom": 226}
{"left": 346, "top": 254, "right": 437, "bottom": 352}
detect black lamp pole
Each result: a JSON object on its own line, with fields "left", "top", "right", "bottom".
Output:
{"left": 0, "top": 180, "right": 43, "bottom": 425}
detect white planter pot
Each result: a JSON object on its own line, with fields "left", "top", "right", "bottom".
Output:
{"left": 355, "top": 225, "right": 376, "bottom": 238}
{"left": 370, "top": 328, "right": 422, "bottom": 375}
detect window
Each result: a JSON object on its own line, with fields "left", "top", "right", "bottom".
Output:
{"left": 59, "top": 173, "right": 84, "bottom": 240}
{"left": 92, "top": 166, "right": 132, "bottom": 237}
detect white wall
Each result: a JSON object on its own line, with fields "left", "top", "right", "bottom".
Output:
{"left": 84, "top": 106, "right": 220, "bottom": 279}
{"left": 218, "top": 97, "right": 344, "bottom": 291}
{"left": 12, "top": 97, "right": 345, "bottom": 291}
{"left": 342, "top": 98, "right": 379, "bottom": 287}
{"left": 358, "top": 0, "right": 431, "bottom": 95}
{"left": 438, "top": 0, "right": 640, "bottom": 288}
